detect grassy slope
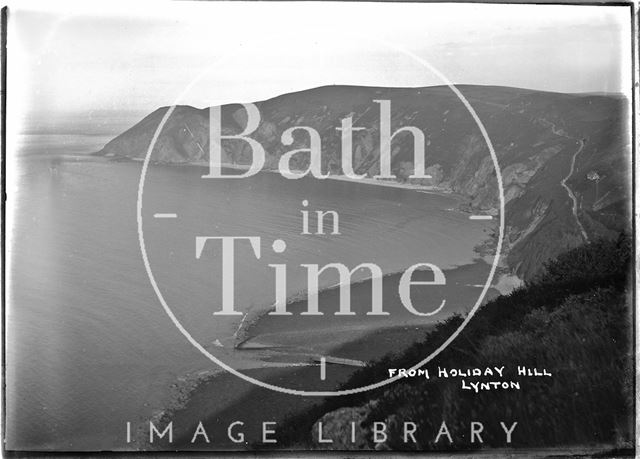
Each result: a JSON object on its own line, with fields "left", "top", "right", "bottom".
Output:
{"left": 158, "top": 234, "right": 632, "bottom": 452}
{"left": 269, "top": 233, "right": 633, "bottom": 450}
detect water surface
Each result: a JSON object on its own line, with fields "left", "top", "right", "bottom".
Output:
{"left": 6, "top": 133, "right": 492, "bottom": 450}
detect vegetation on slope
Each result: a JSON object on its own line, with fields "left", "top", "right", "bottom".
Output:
{"left": 272, "top": 233, "right": 633, "bottom": 450}
{"left": 96, "top": 85, "right": 630, "bottom": 281}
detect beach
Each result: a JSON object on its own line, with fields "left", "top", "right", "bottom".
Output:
{"left": 155, "top": 265, "right": 502, "bottom": 450}
{"left": 140, "top": 260, "right": 501, "bottom": 450}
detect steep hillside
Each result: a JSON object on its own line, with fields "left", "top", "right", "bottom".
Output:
{"left": 272, "top": 234, "right": 633, "bottom": 451}
{"left": 94, "top": 85, "right": 630, "bottom": 280}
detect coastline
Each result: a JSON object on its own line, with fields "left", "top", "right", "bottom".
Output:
{"left": 99, "top": 155, "right": 521, "bottom": 449}
{"left": 105, "top": 155, "right": 461, "bottom": 196}
{"left": 141, "top": 261, "right": 504, "bottom": 450}
{"left": 147, "top": 322, "right": 439, "bottom": 450}
{"left": 187, "top": 160, "right": 454, "bottom": 194}
{"left": 235, "top": 260, "right": 500, "bottom": 350}
{"left": 233, "top": 267, "right": 428, "bottom": 347}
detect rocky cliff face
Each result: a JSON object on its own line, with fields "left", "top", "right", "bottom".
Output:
{"left": 95, "top": 85, "right": 630, "bottom": 280}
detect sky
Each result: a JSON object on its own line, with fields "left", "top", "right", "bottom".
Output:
{"left": 7, "top": 1, "right": 633, "bottom": 118}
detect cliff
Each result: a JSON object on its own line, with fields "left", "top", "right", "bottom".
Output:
{"left": 95, "top": 85, "right": 630, "bottom": 280}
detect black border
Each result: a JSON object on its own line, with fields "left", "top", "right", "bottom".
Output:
{"left": 0, "top": 1, "right": 636, "bottom": 457}
{"left": 2, "top": 4, "right": 8, "bottom": 457}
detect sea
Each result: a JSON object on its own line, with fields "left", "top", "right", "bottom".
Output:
{"left": 5, "top": 113, "right": 495, "bottom": 450}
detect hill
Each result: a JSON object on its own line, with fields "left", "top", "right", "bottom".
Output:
{"left": 270, "top": 233, "right": 633, "bottom": 451}
{"left": 94, "top": 85, "right": 630, "bottom": 280}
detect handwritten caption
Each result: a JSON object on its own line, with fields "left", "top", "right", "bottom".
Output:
{"left": 387, "top": 366, "right": 552, "bottom": 393}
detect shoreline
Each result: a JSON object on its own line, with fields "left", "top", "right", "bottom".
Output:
{"left": 146, "top": 320, "right": 439, "bottom": 450}
{"left": 122, "top": 154, "right": 514, "bottom": 344}
{"left": 233, "top": 266, "right": 431, "bottom": 347}
{"left": 142, "top": 261, "right": 505, "bottom": 450}
{"left": 93, "top": 154, "right": 521, "bottom": 449}
{"left": 102, "top": 155, "right": 468, "bottom": 197}
{"left": 188, "top": 160, "right": 448, "bottom": 194}
{"left": 234, "top": 260, "right": 501, "bottom": 348}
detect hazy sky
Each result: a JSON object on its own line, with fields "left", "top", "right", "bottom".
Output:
{"left": 8, "top": 1, "right": 633, "bottom": 117}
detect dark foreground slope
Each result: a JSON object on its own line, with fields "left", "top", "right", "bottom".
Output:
{"left": 267, "top": 233, "right": 633, "bottom": 451}
{"left": 96, "top": 85, "right": 630, "bottom": 281}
